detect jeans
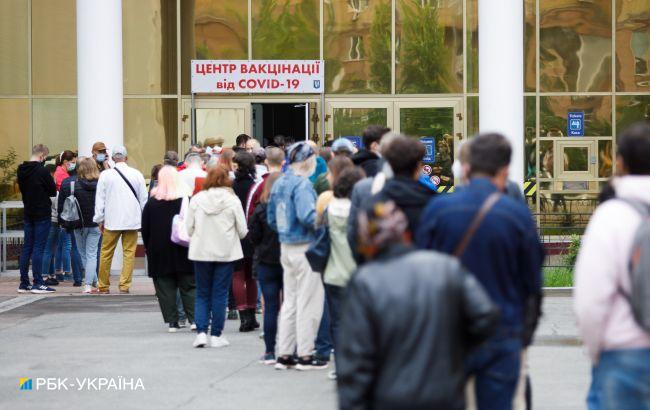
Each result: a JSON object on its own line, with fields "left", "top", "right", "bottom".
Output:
{"left": 69, "top": 233, "right": 83, "bottom": 283}
{"left": 258, "top": 263, "right": 283, "bottom": 354}
{"left": 42, "top": 222, "right": 60, "bottom": 277}
{"left": 194, "top": 261, "right": 234, "bottom": 337}
{"left": 325, "top": 284, "right": 346, "bottom": 351}
{"left": 315, "top": 296, "right": 332, "bottom": 361}
{"left": 587, "top": 348, "right": 650, "bottom": 410}
{"left": 465, "top": 330, "right": 522, "bottom": 410}
{"left": 74, "top": 227, "right": 101, "bottom": 286}
{"left": 55, "top": 229, "right": 72, "bottom": 272}
{"left": 19, "top": 217, "right": 51, "bottom": 287}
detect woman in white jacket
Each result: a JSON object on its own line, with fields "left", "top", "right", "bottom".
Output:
{"left": 186, "top": 165, "right": 248, "bottom": 348}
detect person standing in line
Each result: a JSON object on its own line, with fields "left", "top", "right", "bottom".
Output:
{"left": 313, "top": 138, "right": 355, "bottom": 196}
{"left": 17, "top": 144, "right": 57, "bottom": 294}
{"left": 178, "top": 153, "right": 207, "bottom": 192}
{"left": 351, "top": 125, "right": 390, "bottom": 178}
{"left": 308, "top": 140, "right": 328, "bottom": 184}
{"left": 416, "top": 133, "right": 544, "bottom": 410}
{"left": 91, "top": 142, "right": 111, "bottom": 172}
{"left": 186, "top": 165, "right": 248, "bottom": 348}
{"left": 231, "top": 152, "right": 259, "bottom": 332}
{"left": 267, "top": 141, "right": 328, "bottom": 371}
{"left": 53, "top": 150, "right": 78, "bottom": 283}
{"left": 574, "top": 122, "right": 650, "bottom": 410}
{"left": 337, "top": 202, "right": 499, "bottom": 410}
{"left": 315, "top": 156, "right": 355, "bottom": 220}
{"left": 142, "top": 166, "right": 196, "bottom": 333}
{"left": 59, "top": 158, "right": 101, "bottom": 294}
{"left": 246, "top": 147, "right": 285, "bottom": 220}
{"left": 54, "top": 150, "right": 77, "bottom": 190}
{"left": 93, "top": 146, "right": 148, "bottom": 294}
{"left": 248, "top": 172, "right": 284, "bottom": 364}
{"left": 321, "top": 166, "right": 365, "bottom": 381}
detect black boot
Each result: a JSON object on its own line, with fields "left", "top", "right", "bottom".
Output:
{"left": 239, "top": 310, "right": 254, "bottom": 332}
{"left": 248, "top": 308, "right": 260, "bottom": 329}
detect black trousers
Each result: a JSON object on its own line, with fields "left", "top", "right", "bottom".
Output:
{"left": 153, "top": 275, "right": 196, "bottom": 324}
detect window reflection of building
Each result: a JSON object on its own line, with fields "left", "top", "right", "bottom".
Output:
{"left": 616, "top": 0, "right": 650, "bottom": 91}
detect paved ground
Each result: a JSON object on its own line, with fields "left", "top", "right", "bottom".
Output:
{"left": 0, "top": 276, "right": 590, "bottom": 410}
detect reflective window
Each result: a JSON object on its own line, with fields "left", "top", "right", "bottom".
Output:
{"left": 540, "top": 96, "right": 612, "bottom": 137}
{"left": 33, "top": 99, "right": 77, "bottom": 154}
{"left": 0, "top": 0, "right": 28, "bottom": 95}
{"left": 616, "top": 95, "right": 650, "bottom": 136}
{"left": 524, "top": 0, "right": 536, "bottom": 92}
{"left": 123, "top": 0, "right": 177, "bottom": 95}
{"left": 539, "top": 140, "right": 554, "bottom": 178}
{"left": 332, "top": 108, "right": 388, "bottom": 139}
{"left": 0, "top": 99, "right": 30, "bottom": 159}
{"left": 124, "top": 99, "right": 178, "bottom": 177}
{"left": 539, "top": 0, "right": 612, "bottom": 92}
{"left": 466, "top": 0, "right": 478, "bottom": 92}
{"left": 252, "top": 0, "right": 320, "bottom": 60}
{"left": 396, "top": 0, "right": 463, "bottom": 94}
{"left": 324, "top": 0, "right": 391, "bottom": 94}
{"left": 32, "top": 0, "right": 77, "bottom": 95}
{"left": 525, "top": 96, "right": 537, "bottom": 180}
{"left": 563, "top": 147, "right": 589, "bottom": 172}
{"left": 467, "top": 96, "right": 479, "bottom": 137}
{"left": 598, "top": 140, "right": 613, "bottom": 178}
{"left": 616, "top": 0, "right": 650, "bottom": 91}
{"left": 181, "top": 0, "right": 248, "bottom": 94}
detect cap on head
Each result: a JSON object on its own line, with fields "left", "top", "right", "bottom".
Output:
{"left": 331, "top": 138, "right": 355, "bottom": 154}
{"left": 92, "top": 142, "right": 107, "bottom": 153}
{"left": 112, "top": 145, "right": 128, "bottom": 158}
{"left": 286, "top": 141, "right": 315, "bottom": 164}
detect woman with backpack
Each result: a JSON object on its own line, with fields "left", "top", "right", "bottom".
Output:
{"left": 141, "top": 166, "right": 196, "bottom": 332}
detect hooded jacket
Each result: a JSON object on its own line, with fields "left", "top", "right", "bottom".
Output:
{"left": 372, "top": 176, "right": 436, "bottom": 236}
{"left": 185, "top": 187, "right": 248, "bottom": 262}
{"left": 324, "top": 197, "right": 357, "bottom": 287}
{"left": 17, "top": 161, "right": 57, "bottom": 220}
{"left": 58, "top": 176, "right": 98, "bottom": 228}
{"left": 574, "top": 176, "right": 650, "bottom": 362}
{"left": 352, "top": 149, "right": 381, "bottom": 177}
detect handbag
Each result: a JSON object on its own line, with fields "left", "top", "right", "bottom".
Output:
{"left": 171, "top": 196, "right": 190, "bottom": 247}
{"left": 306, "top": 210, "right": 331, "bottom": 273}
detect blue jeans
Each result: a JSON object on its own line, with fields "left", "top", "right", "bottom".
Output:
{"left": 42, "top": 222, "right": 60, "bottom": 277}
{"left": 194, "top": 261, "right": 234, "bottom": 337}
{"left": 19, "top": 217, "right": 51, "bottom": 287}
{"left": 69, "top": 233, "right": 83, "bottom": 283}
{"left": 465, "top": 331, "right": 522, "bottom": 410}
{"left": 258, "top": 263, "right": 283, "bottom": 354}
{"left": 315, "top": 296, "right": 332, "bottom": 361}
{"left": 325, "top": 284, "right": 346, "bottom": 351}
{"left": 74, "top": 227, "right": 101, "bottom": 286}
{"left": 587, "top": 348, "right": 650, "bottom": 410}
{"left": 56, "top": 229, "right": 72, "bottom": 272}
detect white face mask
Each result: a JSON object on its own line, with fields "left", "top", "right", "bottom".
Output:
{"left": 452, "top": 159, "right": 465, "bottom": 186}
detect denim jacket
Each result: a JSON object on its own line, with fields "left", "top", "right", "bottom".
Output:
{"left": 267, "top": 169, "right": 317, "bottom": 244}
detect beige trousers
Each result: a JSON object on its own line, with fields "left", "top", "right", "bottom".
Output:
{"left": 277, "top": 243, "right": 325, "bottom": 358}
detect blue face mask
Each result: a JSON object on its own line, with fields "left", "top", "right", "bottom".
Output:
{"left": 96, "top": 154, "right": 106, "bottom": 163}
{"left": 67, "top": 163, "right": 76, "bottom": 172}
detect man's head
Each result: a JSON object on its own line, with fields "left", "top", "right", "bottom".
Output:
{"left": 31, "top": 144, "right": 50, "bottom": 162}
{"left": 112, "top": 145, "right": 128, "bottom": 163}
{"left": 245, "top": 138, "right": 261, "bottom": 153}
{"left": 617, "top": 122, "right": 650, "bottom": 176}
{"left": 363, "top": 125, "right": 391, "bottom": 154}
{"left": 468, "top": 133, "right": 511, "bottom": 190}
{"left": 163, "top": 150, "right": 179, "bottom": 167}
{"left": 189, "top": 143, "right": 204, "bottom": 154}
{"left": 91, "top": 141, "right": 108, "bottom": 163}
{"left": 203, "top": 136, "right": 224, "bottom": 148}
{"left": 184, "top": 152, "right": 203, "bottom": 169}
{"left": 265, "top": 147, "right": 285, "bottom": 172}
{"left": 235, "top": 134, "right": 251, "bottom": 149}
{"left": 287, "top": 141, "right": 316, "bottom": 177}
{"left": 331, "top": 138, "right": 355, "bottom": 157}
{"left": 383, "top": 136, "right": 425, "bottom": 179}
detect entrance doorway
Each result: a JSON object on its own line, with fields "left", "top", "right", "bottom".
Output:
{"left": 252, "top": 103, "right": 309, "bottom": 146}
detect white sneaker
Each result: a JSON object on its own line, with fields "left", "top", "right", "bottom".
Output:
{"left": 193, "top": 332, "right": 208, "bottom": 348}
{"left": 82, "top": 285, "right": 92, "bottom": 294}
{"left": 190, "top": 323, "right": 197, "bottom": 331}
{"left": 210, "top": 335, "right": 230, "bottom": 348}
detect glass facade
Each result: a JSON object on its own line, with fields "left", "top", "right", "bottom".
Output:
{"left": 0, "top": 0, "right": 648, "bottom": 220}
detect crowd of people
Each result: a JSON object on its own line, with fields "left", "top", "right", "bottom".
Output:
{"left": 14, "top": 122, "right": 650, "bottom": 409}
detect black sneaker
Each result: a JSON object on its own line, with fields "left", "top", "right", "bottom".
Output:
{"left": 227, "top": 310, "right": 238, "bottom": 320}
{"left": 168, "top": 322, "right": 181, "bottom": 333}
{"left": 296, "top": 356, "right": 329, "bottom": 371}
{"left": 17, "top": 284, "right": 32, "bottom": 293}
{"left": 31, "top": 285, "right": 56, "bottom": 294}
{"left": 274, "top": 356, "right": 298, "bottom": 370}
{"left": 73, "top": 281, "right": 82, "bottom": 287}
{"left": 43, "top": 277, "right": 59, "bottom": 286}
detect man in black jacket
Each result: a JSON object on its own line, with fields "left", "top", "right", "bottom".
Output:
{"left": 337, "top": 202, "right": 498, "bottom": 410}
{"left": 351, "top": 125, "right": 390, "bottom": 177}
{"left": 16, "top": 144, "right": 57, "bottom": 293}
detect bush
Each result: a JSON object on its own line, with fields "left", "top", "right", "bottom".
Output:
{"left": 0, "top": 148, "right": 18, "bottom": 202}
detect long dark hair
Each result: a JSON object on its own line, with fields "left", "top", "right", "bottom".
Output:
{"left": 234, "top": 151, "right": 256, "bottom": 180}
{"left": 55, "top": 150, "right": 77, "bottom": 166}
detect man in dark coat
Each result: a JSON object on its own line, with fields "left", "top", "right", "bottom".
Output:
{"left": 351, "top": 125, "right": 390, "bottom": 178}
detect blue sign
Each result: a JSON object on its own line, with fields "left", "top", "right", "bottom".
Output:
{"left": 567, "top": 112, "right": 584, "bottom": 136}
{"left": 343, "top": 136, "right": 363, "bottom": 149}
{"left": 420, "top": 137, "right": 436, "bottom": 162}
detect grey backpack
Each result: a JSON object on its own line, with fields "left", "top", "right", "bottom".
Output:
{"left": 619, "top": 198, "right": 650, "bottom": 332}
{"left": 60, "top": 181, "right": 83, "bottom": 231}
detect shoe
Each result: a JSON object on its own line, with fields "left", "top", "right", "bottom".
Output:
{"left": 73, "top": 282, "right": 82, "bottom": 287}
{"left": 55, "top": 273, "right": 64, "bottom": 281}
{"left": 296, "top": 356, "right": 329, "bottom": 371}
{"left": 227, "top": 309, "right": 238, "bottom": 320}
{"left": 328, "top": 371, "right": 337, "bottom": 380}
{"left": 168, "top": 322, "right": 181, "bottom": 333}
{"left": 274, "top": 356, "right": 297, "bottom": 370}
{"left": 190, "top": 323, "right": 197, "bottom": 331}
{"left": 193, "top": 332, "right": 208, "bottom": 348}
{"left": 178, "top": 320, "right": 187, "bottom": 328}
{"left": 31, "top": 285, "right": 56, "bottom": 294}
{"left": 210, "top": 335, "right": 230, "bottom": 348}
{"left": 98, "top": 289, "right": 110, "bottom": 295}
{"left": 17, "top": 284, "right": 32, "bottom": 293}
{"left": 239, "top": 310, "right": 254, "bottom": 332}
{"left": 63, "top": 273, "right": 73, "bottom": 281}
{"left": 260, "top": 352, "right": 276, "bottom": 365}
{"left": 248, "top": 308, "right": 260, "bottom": 329}
{"left": 259, "top": 331, "right": 264, "bottom": 339}
{"left": 82, "top": 285, "right": 92, "bottom": 294}
{"left": 43, "top": 277, "right": 59, "bottom": 286}
{"left": 119, "top": 289, "right": 130, "bottom": 294}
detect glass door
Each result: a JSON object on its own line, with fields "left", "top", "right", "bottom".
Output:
{"left": 394, "top": 99, "right": 463, "bottom": 188}
{"left": 326, "top": 100, "right": 393, "bottom": 149}
{"left": 182, "top": 100, "right": 251, "bottom": 152}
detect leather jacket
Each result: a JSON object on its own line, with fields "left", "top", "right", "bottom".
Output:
{"left": 337, "top": 248, "right": 499, "bottom": 410}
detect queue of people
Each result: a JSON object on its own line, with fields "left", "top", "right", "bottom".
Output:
{"left": 15, "top": 122, "right": 650, "bottom": 410}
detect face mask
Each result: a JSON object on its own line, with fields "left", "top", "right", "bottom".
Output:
{"left": 67, "top": 163, "right": 76, "bottom": 172}
{"left": 96, "top": 154, "right": 106, "bottom": 163}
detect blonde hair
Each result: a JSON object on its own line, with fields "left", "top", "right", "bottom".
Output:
{"left": 289, "top": 155, "right": 316, "bottom": 177}
{"left": 77, "top": 157, "right": 99, "bottom": 181}
{"left": 151, "top": 166, "right": 190, "bottom": 200}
